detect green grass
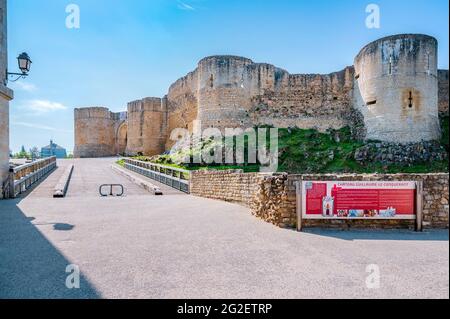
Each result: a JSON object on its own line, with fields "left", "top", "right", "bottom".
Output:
{"left": 130, "top": 155, "right": 260, "bottom": 173}
{"left": 116, "top": 159, "right": 125, "bottom": 167}
{"left": 130, "top": 116, "right": 449, "bottom": 174}
{"left": 276, "top": 125, "right": 448, "bottom": 174}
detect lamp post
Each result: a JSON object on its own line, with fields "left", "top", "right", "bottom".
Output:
{"left": 6, "top": 52, "right": 32, "bottom": 82}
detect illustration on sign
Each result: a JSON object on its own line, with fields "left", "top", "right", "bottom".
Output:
{"left": 302, "top": 181, "right": 416, "bottom": 219}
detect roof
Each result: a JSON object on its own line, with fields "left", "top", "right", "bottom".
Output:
{"left": 41, "top": 141, "right": 66, "bottom": 151}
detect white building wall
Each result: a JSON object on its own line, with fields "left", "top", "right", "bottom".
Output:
{"left": 0, "top": 0, "right": 14, "bottom": 198}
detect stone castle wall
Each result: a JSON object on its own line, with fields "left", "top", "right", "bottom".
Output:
{"left": 165, "top": 71, "right": 199, "bottom": 150}
{"left": 354, "top": 34, "right": 440, "bottom": 143}
{"left": 73, "top": 107, "right": 123, "bottom": 158}
{"left": 248, "top": 66, "right": 355, "bottom": 131}
{"left": 438, "top": 69, "right": 449, "bottom": 115}
{"left": 74, "top": 34, "right": 449, "bottom": 158}
{"left": 196, "top": 56, "right": 355, "bottom": 132}
{"left": 126, "top": 97, "right": 168, "bottom": 156}
{"left": 190, "top": 170, "right": 449, "bottom": 230}
{"left": 197, "top": 56, "right": 254, "bottom": 130}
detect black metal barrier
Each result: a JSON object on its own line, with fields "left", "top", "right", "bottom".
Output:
{"left": 99, "top": 184, "right": 124, "bottom": 197}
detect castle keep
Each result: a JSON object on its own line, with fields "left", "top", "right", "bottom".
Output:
{"left": 74, "top": 34, "right": 449, "bottom": 158}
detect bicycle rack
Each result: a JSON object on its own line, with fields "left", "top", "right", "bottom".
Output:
{"left": 99, "top": 184, "right": 124, "bottom": 197}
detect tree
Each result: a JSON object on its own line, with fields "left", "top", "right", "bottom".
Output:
{"left": 15, "top": 145, "right": 30, "bottom": 159}
{"left": 30, "top": 147, "right": 40, "bottom": 160}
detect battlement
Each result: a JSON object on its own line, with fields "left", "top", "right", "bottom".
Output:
{"left": 74, "top": 107, "right": 114, "bottom": 120}
{"left": 128, "top": 97, "right": 164, "bottom": 113}
{"left": 356, "top": 34, "right": 437, "bottom": 59}
{"left": 198, "top": 55, "right": 254, "bottom": 66}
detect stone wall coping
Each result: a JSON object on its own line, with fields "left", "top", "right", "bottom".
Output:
{"left": 190, "top": 170, "right": 449, "bottom": 178}
{"left": 192, "top": 169, "right": 245, "bottom": 174}
{"left": 0, "top": 85, "right": 13, "bottom": 100}
{"left": 287, "top": 172, "right": 449, "bottom": 178}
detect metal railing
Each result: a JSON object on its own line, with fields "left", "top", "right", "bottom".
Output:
{"left": 123, "top": 158, "right": 190, "bottom": 194}
{"left": 10, "top": 156, "right": 57, "bottom": 198}
{"left": 1, "top": 177, "right": 11, "bottom": 199}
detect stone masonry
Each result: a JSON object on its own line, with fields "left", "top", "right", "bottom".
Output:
{"left": 74, "top": 34, "right": 449, "bottom": 158}
{"left": 190, "top": 170, "right": 264, "bottom": 205}
{"left": 0, "top": 0, "right": 14, "bottom": 199}
{"left": 73, "top": 107, "right": 126, "bottom": 158}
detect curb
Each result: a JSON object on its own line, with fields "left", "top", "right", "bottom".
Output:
{"left": 53, "top": 164, "right": 74, "bottom": 198}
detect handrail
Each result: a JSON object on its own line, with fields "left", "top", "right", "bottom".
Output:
{"left": 123, "top": 158, "right": 190, "bottom": 177}
{"left": 9, "top": 156, "right": 57, "bottom": 198}
{"left": 13, "top": 156, "right": 56, "bottom": 174}
{"left": 123, "top": 158, "right": 190, "bottom": 194}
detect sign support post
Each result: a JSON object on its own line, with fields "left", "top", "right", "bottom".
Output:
{"left": 415, "top": 181, "right": 424, "bottom": 232}
{"left": 296, "top": 181, "right": 303, "bottom": 232}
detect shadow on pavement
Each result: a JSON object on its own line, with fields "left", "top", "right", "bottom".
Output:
{"left": 53, "top": 223, "right": 75, "bottom": 231}
{"left": 0, "top": 200, "right": 100, "bottom": 299}
{"left": 304, "top": 228, "right": 449, "bottom": 241}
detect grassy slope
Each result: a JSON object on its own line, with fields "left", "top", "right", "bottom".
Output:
{"left": 131, "top": 116, "right": 449, "bottom": 174}
{"left": 277, "top": 124, "right": 448, "bottom": 174}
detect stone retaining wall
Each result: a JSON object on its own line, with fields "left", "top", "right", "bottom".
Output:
{"left": 190, "top": 170, "right": 264, "bottom": 204}
{"left": 190, "top": 170, "right": 449, "bottom": 230}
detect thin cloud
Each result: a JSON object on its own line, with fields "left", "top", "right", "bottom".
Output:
{"left": 24, "top": 100, "right": 68, "bottom": 113}
{"left": 12, "top": 81, "right": 38, "bottom": 92}
{"left": 177, "top": 0, "right": 195, "bottom": 11}
{"left": 12, "top": 121, "right": 72, "bottom": 133}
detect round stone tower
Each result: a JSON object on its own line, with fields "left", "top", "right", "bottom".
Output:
{"left": 126, "top": 97, "right": 167, "bottom": 156}
{"left": 354, "top": 34, "right": 440, "bottom": 143}
{"left": 197, "top": 56, "right": 254, "bottom": 131}
{"left": 74, "top": 107, "right": 116, "bottom": 158}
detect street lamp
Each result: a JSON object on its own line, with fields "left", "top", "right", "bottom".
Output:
{"left": 7, "top": 52, "right": 32, "bottom": 82}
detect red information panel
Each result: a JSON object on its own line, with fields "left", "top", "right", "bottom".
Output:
{"left": 302, "top": 181, "right": 416, "bottom": 219}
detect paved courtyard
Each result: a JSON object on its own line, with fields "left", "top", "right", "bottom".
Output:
{"left": 0, "top": 158, "right": 448, "bottom": 299}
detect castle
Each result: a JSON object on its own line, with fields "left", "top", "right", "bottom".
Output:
{"left": 74, "top": 34, "right": 449, "bottom": 158}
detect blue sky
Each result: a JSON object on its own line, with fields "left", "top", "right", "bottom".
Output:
{"left": 7, "top": 0, "right": 449, "bottom": 153}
